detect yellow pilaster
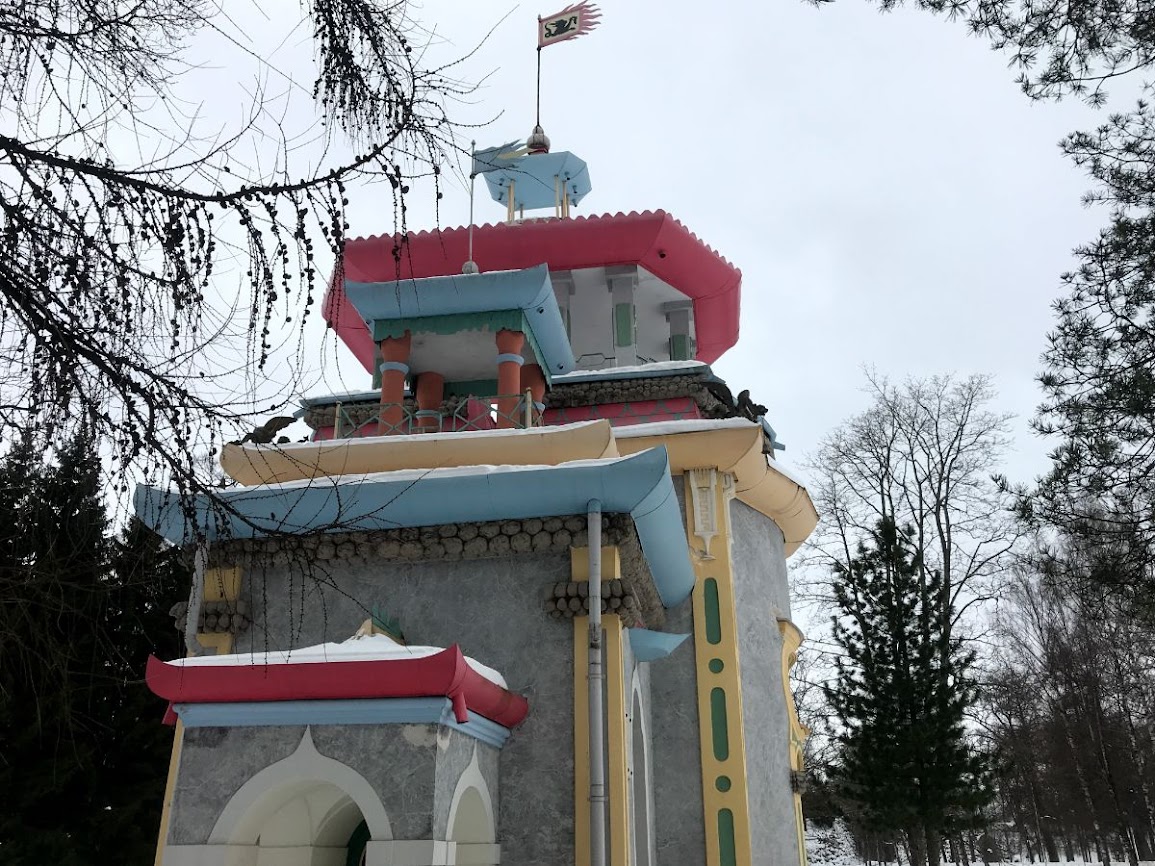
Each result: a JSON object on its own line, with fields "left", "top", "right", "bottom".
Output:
{"left": 605, "top": 616, "right": 630, "bottom": 866}
{"left": 779, "top": 619, "right": 811, "bottom": 866}
{"left": 152, "top": 721, "right": 183, "bottom": 866}
{"left": 154, "top": 566, "right": 242, "bottom": 866}
{"left": 684, "top": 470, "right": 752, "bottom": 866}
{"left": 571, "top": 548, "right": 630, "bottom": 866}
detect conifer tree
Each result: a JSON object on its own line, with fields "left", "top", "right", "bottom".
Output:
{"left": 0, "top": 438, "right": 186, "bottom": 865}
{"left": 828, "top": 518, "right": 993, "bottom": 866}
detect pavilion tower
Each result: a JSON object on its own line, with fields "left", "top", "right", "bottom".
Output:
{"left": 137, "top": 127, "right": 818, "bottom": 866}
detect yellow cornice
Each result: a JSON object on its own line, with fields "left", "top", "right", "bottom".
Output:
{"left": 220, "top": 420, "right": 620, "bottom": 485}
{"left": 218, "top": 417, "right": 818, "bottom": 556}
{"left": 615, "top": 424, "right": 818, "bottom": 556}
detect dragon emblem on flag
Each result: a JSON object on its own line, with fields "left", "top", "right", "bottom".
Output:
{"left": 538, "top": 2, "right": 602, "bottom": 48}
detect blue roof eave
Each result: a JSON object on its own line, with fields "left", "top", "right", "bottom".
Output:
{"left": 134, "top": 446, "right": 695, "bottom": 606}
{"left": 343, "top": 264, "right": 574, "bottom": 380}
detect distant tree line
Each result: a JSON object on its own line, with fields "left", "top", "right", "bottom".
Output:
{"left": 983, "top": 530, "right": 1155, "bottom": 866}
{"left": 0, "top": 435, "right": 186, "bottom": 865}
{"left": 797, "top": 373, "right": 1155, "bottom": 866}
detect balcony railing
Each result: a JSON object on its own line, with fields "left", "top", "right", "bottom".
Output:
{"left": 327, "top": 393, "right": 545, "bottom": 439}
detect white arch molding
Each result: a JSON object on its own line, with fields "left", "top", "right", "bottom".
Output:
{"left": 630, "top": 680, "right": 655, "bottom": 866}
{"left": 162, "top": 727, "right": 394, "bottom": 866}
{"left": 446, "top": 745, "right": 500, "bottom": 865}
{"left": 446, "top": 746, "right": 496, "bottom": 844}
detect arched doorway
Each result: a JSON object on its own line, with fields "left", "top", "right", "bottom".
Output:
{"left": 208, "top": 729, "right": 392, "bottom": 866}
{"left": 238, "top": 780, "right": 368, "bottom": 866}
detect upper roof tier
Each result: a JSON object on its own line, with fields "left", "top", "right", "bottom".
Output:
{"left": 326, "top": 210, "right": 742, "bottom": 373}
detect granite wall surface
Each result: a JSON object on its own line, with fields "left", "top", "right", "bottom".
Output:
{"left": 729, "top": 498, "right": 800, "bottom": 866}
{"left": 229, "top": 551, "right": 576, "bottom": 866}
{"left": 170, "top": 724, "right": 496, "bottom": 845}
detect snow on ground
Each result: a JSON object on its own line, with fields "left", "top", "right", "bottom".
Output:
{"left": 804, "top": 823, "right": 1155, "bottom": 866}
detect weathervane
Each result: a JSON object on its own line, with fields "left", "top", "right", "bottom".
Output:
{"left": 535, "top": 2, "right": 602, "bottom": 144}
{"left": 463, "top": 3, "right": 601, "bottom": 271}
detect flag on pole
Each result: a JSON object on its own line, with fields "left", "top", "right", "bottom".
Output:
{"left": 471, "top": 140, "right": 529, "bottom": 177}
{"left": 538, "top": 2, "right": 602, "bottom": 48}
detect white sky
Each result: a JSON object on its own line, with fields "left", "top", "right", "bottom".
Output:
{"left": 200, "top": 0, "right": 1111, "bottom": 488}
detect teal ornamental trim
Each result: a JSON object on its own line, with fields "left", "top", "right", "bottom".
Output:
{"left": 135, "top": 447, "right": 696, "bottom": 606}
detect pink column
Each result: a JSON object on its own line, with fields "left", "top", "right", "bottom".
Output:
{"left": 378, "top": 331, "right": 411, "bottom": 435}
{"left": 415, "top": 372, "right": 445, "bottom": 432}
{"left": 495, "top": 329, "right": 525, "bottom": 429}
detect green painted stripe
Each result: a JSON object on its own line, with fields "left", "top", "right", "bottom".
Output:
{"left": 704, "top": 578, "right": 722, "bottom": 644}
{"left": 718, "top": 809, "right": 737, "bottom": 866}
{"left": 710, "top": 687, "right": 729, "bottom": 761}
{"left": 669, "top": 332, "right": 692, "bottom": 360}
{"left": 614, "top": 302, "right": 635, "bottom": 347}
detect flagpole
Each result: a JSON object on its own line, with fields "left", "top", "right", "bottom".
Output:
{"left": 536, "top": 41, "right": 542, "bottom": 127}
{"left": 464, "top": 139, "right": 479, "bottom": 274}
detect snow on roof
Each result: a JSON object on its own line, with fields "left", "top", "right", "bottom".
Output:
{"left": 238, "top": 420, "right": 606, "bottom": 454}
{"left": 765, "top": 457, "right": 811, "bottom": 490}
{"left": 172, "top": 632, "right": 507, "bottom": 688}
{"left": 299, "top": 390, "right": 387, "bottom": 408}
{"left": 246, "top": 452, "right": 634, "bottom": 492}
{"left": 613, "top": 417, "right": 760, "bottom": 438}
{"left": 551, "top": 360, "right": 708, "bottom": 383}
{"left": 613, "top": 418, "right": 812, "bottom": 489}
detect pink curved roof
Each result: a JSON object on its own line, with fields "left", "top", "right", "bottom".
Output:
{"left": 146, "top": 644, "right": 528, "bottom": 728}
{"left": 325, "top": 210, "right": 742, "bottom": 372}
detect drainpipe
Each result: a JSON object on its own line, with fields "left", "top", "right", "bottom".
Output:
{"left": 588, "top": 500, "right": 607, "bottom": 866}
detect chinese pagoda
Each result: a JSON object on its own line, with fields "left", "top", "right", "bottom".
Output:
{"left": 136, "top": 120, "right": 819, "bottom": 866}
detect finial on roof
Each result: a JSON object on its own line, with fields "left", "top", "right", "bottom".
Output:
{"left": 527, "top": 124, "right": 551, "bottom": 155}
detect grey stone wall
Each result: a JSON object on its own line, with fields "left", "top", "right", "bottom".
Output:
{"left": 545, "top": 372, "right": 718, "bottom": 411}
{"left": 230, "top": 552, "right": 576, "bottom": 866}
{"left": 648, "top": 596, "right": 706, "bottom": 863}
{"left": 647, "top": 479, "right": 708, "bottom": 863}
{"left": 169, "top": 724, "right": 494, "bottom": 846}
{"left": 729, "top": 499, "right": 800, "bottom": 866}
{"left": 208, "top": 514, "right": 665, "bottom": 631}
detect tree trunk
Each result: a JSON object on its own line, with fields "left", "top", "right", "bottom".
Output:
{"left": 926, "top": 827, "right": 942, "bottom": 866}
{"left": 908, "top": 827, "right": 928, "bottom": 866}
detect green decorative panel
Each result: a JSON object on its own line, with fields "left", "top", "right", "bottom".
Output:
{"left": 704, "top": 578, "right": 722, "bottom": 644}
{"left": 444, "top": 379, "right": 500, "bottom": 397}
{"left": 614, "top": 303, "right": 635, "bottom": 347}
{"left": 669, "top": 332, "right": 692, "bottom": 361}
{"left": 711, "top": 687, "right": 729, "bottom": 761}
{"left": 717, "top": 809, "right": 737, "bottom": 866}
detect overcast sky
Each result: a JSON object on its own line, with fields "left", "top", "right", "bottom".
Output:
{"left": 224, "top": 0, "right": 1111, "bottom": 486}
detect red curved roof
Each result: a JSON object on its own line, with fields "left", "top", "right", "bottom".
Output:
{"left": 325, "top": 210, "right": 742, "bottom": 372}
{"left": 145, "top": 645, "right": 528, "bottom": 728}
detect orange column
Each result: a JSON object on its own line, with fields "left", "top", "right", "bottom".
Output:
{"left": 521, "top": 363, "right": 547, "bottom": 426}
{"left": 414, "top": 372, "right": 445, "bottom": 432}
{"left": 495, "top": 329, "right": 525, "bottom": 428}
{"left": 378, "top": 331, "right": 411, "bottom": 435}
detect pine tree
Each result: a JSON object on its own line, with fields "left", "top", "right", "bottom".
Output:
{"left": 0, "top": 438, "right": 186, "bottom": 865}
{"left": 828, "top": 519, "right": 993, "bottom": 866}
